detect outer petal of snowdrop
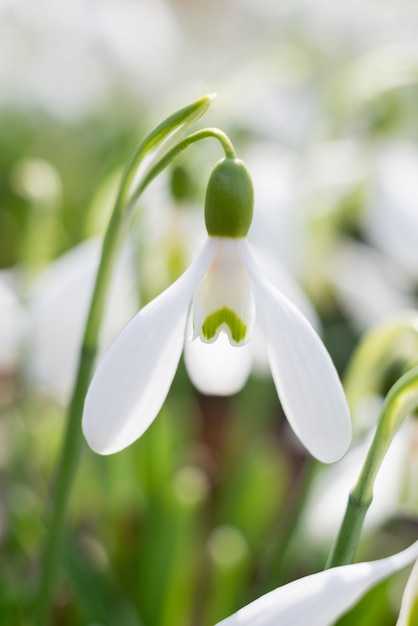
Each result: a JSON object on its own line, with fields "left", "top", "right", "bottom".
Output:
{"left": 216, "top": 541, "right": 418, "bottom": 626}
{"left": 82, "top": 240, "right": 216, "bottom": 454}
{"left": 251, "top": 243, "right": 320, "bottom": 331}
{"left": 184, "top": 331, "right": 253, "bottom": 396}
{"left": 239, "top": 241, "right": 351, "bottom": 463}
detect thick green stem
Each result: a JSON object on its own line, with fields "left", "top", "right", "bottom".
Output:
{"left": 324, "top": 492, "right": 370, "bottom": 568}
{"left": 326, "top": 366, "right": 418, "bottom": 568}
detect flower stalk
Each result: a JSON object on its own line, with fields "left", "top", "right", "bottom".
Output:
{"left": 35, "top": 94, "right": 225, "bottom": 625}
{"left": 326, "top": 365, "right": 418, "bottom": 568}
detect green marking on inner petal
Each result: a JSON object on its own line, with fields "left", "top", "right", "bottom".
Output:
{"left": 202, "top": 307, "right": 247, "bottom": 343}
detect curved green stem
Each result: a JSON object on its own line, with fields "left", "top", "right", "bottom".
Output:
{"left": 326, "top": 366, "right": 418, "bottom": 568}
{"left": 344, "top": 312, "right": 418, "bottom": 417}
{"left": 131, "top": 128, "right": 236, "bottom": 207}
{"left": 34, "top": 95, "right": 232, "bottom": 625}
{"left": 118, "top": 94, "right": 215, "bottom": 216}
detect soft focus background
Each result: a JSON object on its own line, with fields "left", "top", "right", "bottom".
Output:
{"left": 1, "top": 1, "right": 418, "bottom": 624}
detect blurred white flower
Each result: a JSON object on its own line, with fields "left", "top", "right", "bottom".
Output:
{"left": 364, "top": 142, "right": 418, "bottom": 282}
{"left": 241, "top": 143, "right": 306, "bottom": 276}
{"left": 0, "top": 270, "right": 26, "bottom": 371}
{"left": 341, "top": 42, "right": 418, "bottom": 110}
{"left": 215, "top": 540, "right": 418, "bottom": 626}
{"left": 325, "top": 238, "right": 416, "bottom": 333}
{"left": 218, "top": 48, "right": 318, "bottom": 149}
{"left": 304, "top": 418, "right": 416, "bottom": 544}
{"left": 0, "top": 0, "right": 180, "bottom": 118}
{"left": 134, "top": 172, "right": 207, "bottom": 298}
{"left": 26, "top": 238, "right": 138, "bottom": 403}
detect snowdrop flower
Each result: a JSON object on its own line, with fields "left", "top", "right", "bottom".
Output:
{"left": 364, "top": 142, "right": 418, "bottom": 282}
{"left": 215, "top": 541, "right": 418, "bottom": 626}
{"left": 27, "top": 238, "right": 138, "bottom": 403}
{"left": 83, "top": 157, "right": 351, "bottom": 461}
{"left": 324, "top": 238, "right": 416, "bottom": 334}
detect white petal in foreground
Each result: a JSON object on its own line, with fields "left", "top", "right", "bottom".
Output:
{"left": 82, "top": 240, "right": 216, "bottom": 455}
{"left": 239, "top": 241, "right": 351, "bottom": 463}
{"left": 184, "top": 332, "right": 253, "bottom": 396}
{"left": 216, "top": 541, "right": 418, "bottom": 626}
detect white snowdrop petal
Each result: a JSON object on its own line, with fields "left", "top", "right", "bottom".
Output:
{"left": 82, "top": 240, "right": 216, "bottom": 455}
{"left": 251, "top": 243, "right": 321, "bottom": 331}
{"left": 239, "top": 241, "right": 351, "bottom": 463}
{"left": 193, "top": 238, "right": 255, "bottom": 346}
{"left": 184, "top": 331, "right": 253, "bottom": 396}
{"left": 216, "top": 542, "right": 418, "bottom": 626}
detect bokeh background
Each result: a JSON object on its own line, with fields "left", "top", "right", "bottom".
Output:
{"left": 1, "top": 0, "right": 418, "bottom": 624}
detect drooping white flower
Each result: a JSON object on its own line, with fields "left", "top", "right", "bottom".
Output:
{"left": 215, "top": 541, "right": 418, "bottom": 626}
{"left": 82, "top": 157, "right": 351, "bottom": 462}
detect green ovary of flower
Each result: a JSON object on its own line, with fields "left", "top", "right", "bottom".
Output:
{"left": 204, "top": 158, "right": 254, "bottom": 238}
{"left": 201, "top": 307, "right": 247, "bottom": 343}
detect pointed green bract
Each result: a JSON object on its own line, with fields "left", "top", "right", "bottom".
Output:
{"left": 202, "top": 307, "right": 247, "bottom": 343}
{"left": 143, "top": 94, "right": 215, "bottom": 154}
{"left": 119, "top": 93, "right": 216, "bottom": 217}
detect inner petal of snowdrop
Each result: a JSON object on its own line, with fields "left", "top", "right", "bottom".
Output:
{"left": 192, "top": 238, "right": 255, "bottom": 346}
